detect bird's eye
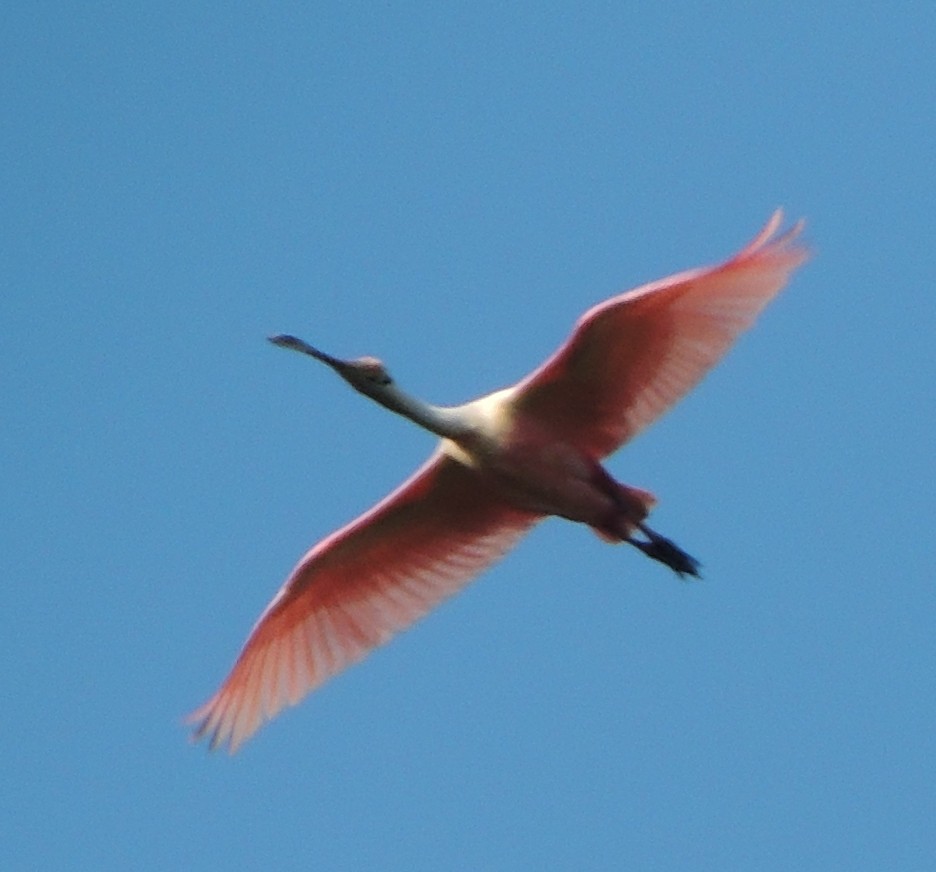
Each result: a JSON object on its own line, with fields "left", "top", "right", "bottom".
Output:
{"left": 354, "top": 357, "right": 392, "bottom": 386}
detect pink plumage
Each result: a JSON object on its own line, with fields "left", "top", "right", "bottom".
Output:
{"left": 190, "top": 453, "right": 539, "bottom": 751}
{"left": 190, "top": 211, "right": 808, "bottom": 752}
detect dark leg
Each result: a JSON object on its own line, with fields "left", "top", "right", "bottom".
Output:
{"left": 627, "top": 523, "right": 701, "bottom": 578}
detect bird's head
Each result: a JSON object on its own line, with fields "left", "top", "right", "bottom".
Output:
{"left": 268, "top": 334, "right": 395, "bottom": 401}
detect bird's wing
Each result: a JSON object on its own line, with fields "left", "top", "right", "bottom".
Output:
{"left": 511, "top": 211, "right": 809, "bottom": 459}
{"left": 189, "top": 450, "right": 540, "bottom": 752}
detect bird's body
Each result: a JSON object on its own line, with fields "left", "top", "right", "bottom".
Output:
{"left": 438, "top": 398, "right": 655, "bottom": 537}
{"left": 191, "top": 211, "right": 808, "bottom": 752}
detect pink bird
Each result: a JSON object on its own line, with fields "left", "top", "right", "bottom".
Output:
{"left": 190, "top": 211, "right": 807, "bottom": 752}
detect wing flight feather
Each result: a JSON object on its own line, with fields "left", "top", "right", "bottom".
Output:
{"left": 190, "top": 450, "right": 540, "bottom": 752}
{"left": 512, "top": 211, "right": 808, "bottom": 458}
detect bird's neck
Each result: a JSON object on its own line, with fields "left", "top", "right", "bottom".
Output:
{"left": 370, "top": 386, "right": 473, "bottom": 441}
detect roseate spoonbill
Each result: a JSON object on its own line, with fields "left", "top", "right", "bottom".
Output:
{"left": 190, "top": 211, "right": 807, "bottom": 752}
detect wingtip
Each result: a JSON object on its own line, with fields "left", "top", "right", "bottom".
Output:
{"left": 745, "top": 208, "right": 801, "bottom": 248}
{"left": 185, "top": 697, "right": 238, "bottom": 754}
{"left": 736, "top": 209, "right": 810, "bottom": 269}
{"left": 764, "top": 208, "right": 785, "bottom": 238}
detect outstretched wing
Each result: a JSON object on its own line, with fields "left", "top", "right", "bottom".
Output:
{"left": 512, "top": 211, "right": 808, "bottom": 458}
{"left": 190, "top": 450, "right": 540, "bottom": 752}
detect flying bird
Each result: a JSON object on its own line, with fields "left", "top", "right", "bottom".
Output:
{"left": 190, "top": 211, "right": 807, "bottom": 752}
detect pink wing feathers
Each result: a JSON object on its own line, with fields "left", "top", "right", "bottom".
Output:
{"left": 191, "top": 211, "right": 806, "bottom": 751}
{"left": 190, "top": 450, "right": 540, "bottom": 752}
{"left": 513, "top": 211, "right": 808, "bottom": 459}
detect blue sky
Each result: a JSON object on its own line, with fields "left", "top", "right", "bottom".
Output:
{"left": 3, "top": 3, "right": 934, "bottom": 869}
